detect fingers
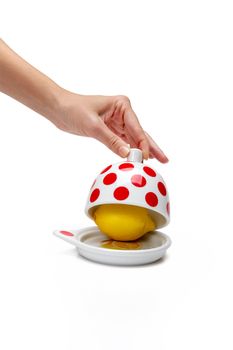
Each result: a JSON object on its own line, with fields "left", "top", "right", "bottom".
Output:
{"left": 90, "top": 95, "right": 169, "bottom": 163}
{"left": 124, "top": 106, "right": 150, "bottom": 160}
{"left": 92, "top": 118, "right": 130, "bottom": 158}
{"left": 145, "top": 131, "right": 169, "bottom": 163}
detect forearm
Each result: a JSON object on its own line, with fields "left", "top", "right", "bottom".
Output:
{"left": 0, "top": 39, "right": 62, "bottom": 121}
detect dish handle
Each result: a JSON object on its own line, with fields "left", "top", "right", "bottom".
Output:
{"left": 53, "top": 230, "right": 78, "bottom": 246}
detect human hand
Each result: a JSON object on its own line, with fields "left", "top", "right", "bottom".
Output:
{"left": 53, "top": 91, "right": 168, "bottom": 162}
{"left": 0, "top": 40, "right": 168, "bottom": 162}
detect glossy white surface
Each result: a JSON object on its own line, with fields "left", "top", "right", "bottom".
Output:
{"left": 85, "top": 151, "right": 170, "bottom": 229}
{"left": 53, "top": 226, "right": 171, "bottom": 266}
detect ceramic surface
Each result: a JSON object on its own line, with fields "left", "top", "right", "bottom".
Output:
{"left": 85, "top": 148, "right": 170, "bottom": 229}
{"left": 54, "top": 226, "right": 171, "bottom": 266}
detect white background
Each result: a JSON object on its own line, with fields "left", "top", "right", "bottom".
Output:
{"left": 0, "top": 1, "right": 233, "bottom": 349}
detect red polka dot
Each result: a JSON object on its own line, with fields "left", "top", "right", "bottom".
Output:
{"left": 90, "top": 188, "right": 100, "bottom": 202}
{"left": 158, "top": 182, "right": 167, "bottom": 196}
{"left": 143, "top": 166, "right": 156, "bottom": 177}
{"left": 145, "top": 192, "right": 158, "bottom": 207}
{"left": 119, "top": 163, "right": 134, "bottom": 171}
{"left": 100, "top": 165, "right": 112, "bottom": 174}
{"left": 60, "top": 230, "right": 74, "bottom": 237}
{"left": 131, "top": 174, "right": 146, "bottom": 187}
{"left": 114, "top": 186, "right": 129, "bottom": 200}
{"left": 103, "top": 172, "right": 117, "bottom": 185}
{"left": 166, "top": 202, "right": 170, "bottom": 215}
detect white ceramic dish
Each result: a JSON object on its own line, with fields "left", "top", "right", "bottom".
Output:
{"left": 53, "top": 226, "right": 171, "bottom": 266}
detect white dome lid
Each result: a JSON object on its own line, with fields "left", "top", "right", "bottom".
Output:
{"left": 85, "top": 149, "right": 170, "bottom": 229}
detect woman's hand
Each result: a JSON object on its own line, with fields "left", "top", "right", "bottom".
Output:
{"left": 0, "top": 39, "right": 168, "bottom": 162}
{"left": 53, "top": 91, "right": 168, "bottom": 162}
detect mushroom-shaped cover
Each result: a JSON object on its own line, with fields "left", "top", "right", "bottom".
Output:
{"left": 85, "top": 148, "right": 170, "bottom": 229}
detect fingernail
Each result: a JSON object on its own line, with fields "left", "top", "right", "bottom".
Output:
{"left": 142, "top": 148, "right": 149, "bottom": 160}
{"left": 164, "top": 154, "right": 169, "bottom": 162}
{"left": 143, "top": 151, "right": 149, "bottom": 160}
{"left": 119, "top": 146, "right": 130, "bottom": 158}
{"left": 162, "top": 155, "right": 169, "bottom": 163}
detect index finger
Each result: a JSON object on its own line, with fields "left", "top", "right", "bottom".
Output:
{"left": 124, "top": 106, "right": 150, "bottom": 159}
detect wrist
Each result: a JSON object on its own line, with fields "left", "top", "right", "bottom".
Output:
{"left": 46, "top": 85, "right": 66, "bottom": 121}
{"left": 49, "top": 87, "right": 83, "bottom": 131}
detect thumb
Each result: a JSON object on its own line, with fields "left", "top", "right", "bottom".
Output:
{"left": 94, "top": 123, "right": 130, "bottom": 158}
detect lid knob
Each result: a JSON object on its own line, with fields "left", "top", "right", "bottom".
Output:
{"left": 127, "top": 148, "right": 143, "bottom": 163}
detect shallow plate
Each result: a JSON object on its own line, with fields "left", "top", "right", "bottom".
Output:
{"left": 53, "top": 226, "right": 171, "bottom": 266}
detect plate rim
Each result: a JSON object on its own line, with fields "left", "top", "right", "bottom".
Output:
{"left": 73, "top": 226, "right": 172, "bottom": 255}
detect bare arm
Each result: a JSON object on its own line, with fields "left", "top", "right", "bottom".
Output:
{"left": 0, "top": 39, "right": 62, "bottom": 121}
{"left": 0, "top": 39, "right": 168, "bottom": 162}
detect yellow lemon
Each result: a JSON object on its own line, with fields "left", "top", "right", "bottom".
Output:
{"left": 93, "top": 204, "right": 156, "bottom": 241}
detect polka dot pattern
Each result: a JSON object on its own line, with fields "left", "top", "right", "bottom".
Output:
{"left": 100, "top": 165, "right": 112, "bottom": 174}
{"left": 131, "top": 174, "right": 146, "bottom": 187}
{"left": 90, "top": 188, "right": 100, "bottom": 202}
{"left": 60, "top": 230, "right": 74, "bottom": 237}
{"left": 158, "top": 182, "right": 167, "bottom": 196}
{"left": 143, "top": 166, "right": 156, "bottom": 177}
{"left": 114, "top": 186, "right": 129, "bottom": 200}
{"left": 103, "top": 172, "right": 117, "bottom": 185}
{"left": 145, "top": 192, "right": 158, "bottom": 207}
{"left": 119, "top": 163, "right": 134, "bottom": 171}
{"left": 87, "top": 160, "right": 169, "bottom": 224}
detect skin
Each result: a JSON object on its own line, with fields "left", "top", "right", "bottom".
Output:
{"left": 0, "top": 39, "right": 168, "bottom": 162}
